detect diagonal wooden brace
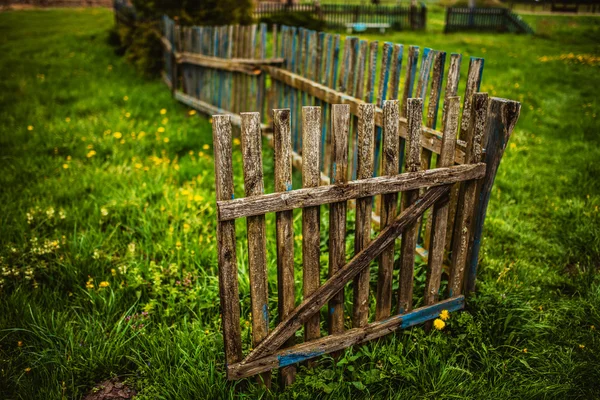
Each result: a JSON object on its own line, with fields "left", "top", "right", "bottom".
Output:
{"left": 239, "top": 184, "right": 452, "bottom": 365}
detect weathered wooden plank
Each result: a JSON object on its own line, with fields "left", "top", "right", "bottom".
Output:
{"left": 398, "top": 98, "right": 423, "bottom": 315}
{"left": 240, "top": 112, "right": 271, "bottom": 387}
{"left": 241, "top": 184, "right": 451, "bottom": 364}
{"left": 365, "top": 41, "right": 378, "bottom": 103}
{"left": 353, "top": 103, "right": 376, "bottom": 328}
{"left": 273, "top": 109, "right": 296, "bottom": 386}
{"left": 174, "top": 91, "right": 270, "bottom": 132}
{"left": 376, "top": 100, "right": 400, "bottom": 321}
{"left": 424, "top": 96, "right": 460, "bottom": 306}
{"left": 373, "top": 42, "right": 393, "bottom": 177}
{"left": 227, "top": 296, "right": 465, "bottom": 380}
{"left": 459, "top": 57, "right": 485, "bottom": 141}
{"left": 263, "top": 66, "right": 468, "bottom": 164}
{"left": 212, "top": 115, "right": 243, "bottom": 367}
{"left": 422, "top": 50, "right": 447, "bottom": 251}
{"left": 217, "top": 163, "right": 486, "bottom": 221}
{"left": 302, "top": 106, "right": 322, "bottom": 343}
{"left": 328, "top": 104, "right": 350, "bottom": 338}
{"left": 389, "top": 44, "right": 404, "bottom": 101}
{"left": 400, "top": 46, "right": 419, "bottom": 119}
{"left": 351, "top": 39, "right": 368, "bottom": 180}
{"left": 466, "top": 97, "right": 520, "bottom": 293}
{"left": 449, "top": 93, "right": 488, "bottom": 297}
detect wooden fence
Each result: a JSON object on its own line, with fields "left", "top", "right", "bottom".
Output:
{"left": 254, "top": 3, "right": 427, "bottom": 30}
{"left": 445, "top": 7, "right": 534, "bottom": 34}
{"left": 155, "top": 14, "right": 521, "bottom": 387}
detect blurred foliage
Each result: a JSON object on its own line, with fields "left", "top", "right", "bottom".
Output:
{"left": 131, "top": 0, "right": 253, "bottom": 26}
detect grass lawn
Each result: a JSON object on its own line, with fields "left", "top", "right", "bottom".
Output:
{"left": 1, "top": 6, "right": 599, "bottom": 399}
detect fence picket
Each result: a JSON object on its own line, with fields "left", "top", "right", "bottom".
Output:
{"left": 376, "top": 100, "right": 400, "bottom": 320}
{"left": 424, "top": 96, "right": 460, "bottom": 306}
{"left": 398, "top": 98, "right": 423, "bottom": 314}
{"left": 450, "top": 93, "right": 488, "bottom": 296}
{"left": 328, "top": 104, "right": 350, "bottom": 336}
{"left": 212, "top": 115, "right": 243, "bottom": 367}
{"left": 302, "top": 107, "right": 322, "bottom": 342}
{"left": 353, "top": 103, "right": 376, "bottom": 327}
{"left": 240, "top": 112, "right": 271, "bottom": 387}
{"left": 273, "top": 109, "right": 296, "bottom": 386}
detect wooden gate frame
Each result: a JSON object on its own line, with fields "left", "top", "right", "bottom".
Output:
{"left": 213, "top": 93, "right": 520, "bottom": 385}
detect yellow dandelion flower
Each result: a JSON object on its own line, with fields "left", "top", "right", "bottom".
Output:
{"left": 125, "top": 112, "right": 131, "bottom": 118}
{"left": 86, "top": 281, "right": 94, "bottom": 289}
{"left": 27, "top": 125, "right": 34, "bottom": 131}
{"left": 591, "top": 325, "right": 596, "bottom": 331}
{"left": 24, "top": 367, "right": 31, "bottom": 373}
{"left": 523, "top": 348, "right": 528, "bottom": 353}
{"left": 100, "top": 207, "right": 108, "bottom": 216}
{"left": 63, "top": 164, "right": 69, "bottom": 169}
{"left": 65, "top": 117, "right": 71, "bottom": 122}
{"left": 162, "top": 118, "right": 168, "bottom": 125}
{"left": 202, "top": 144, "right": 210, "bottom": 150}
{"left": 439, "top": 309, "right": 450, "bottom": 321}
{"left": 183, "top": 223, "right": 191, "bottom": 232}
{"left": 18, "top": 341, "right": 23, "bottom": 347}
{"left": 160, "top": 108, "right": 167, "bottom": 115}
{"left": 120, "top": 139, "right": 125, "bottom": 144}
{"left": 176, "top": 241, "right": 182, "bottom": 250}
{"left": 579, "top": 344, "right": 585, "bottom": 349}
{"left": 233, "top": 138, "right": 241, "bottom": 146}
{"left": 510, "top": 143, "right": 517, "bottom": 150}
{"left": 189, "top": 110, "right": 197, "bottom": 116}
{"left": 433, "top": 318, "right": 445, "bottom": 330}
{"left": 111, "top": 269, "right": 116, "bottom": 276}
{"left": 86, "top": 150, "right": 97, "bottom": 158}
{"left": 99, "top": 281, "right": 110, "bottom": 288}
{"left": 123, "top": 95, "right": 129, "bottom": 101}
{"left": 113, "top": 132, "right": 122, "bottom": 139}
{"left": 157, "top": 127, "right": 165, "bottom": 133}
{"left": 164, "top": 138, "right": 169, "bottom": 143}
{"left": 205, "top": 330, "right": 209, "bottom": 334}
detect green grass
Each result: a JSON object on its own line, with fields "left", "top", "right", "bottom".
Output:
{"left": 1, "top": 6, "right": 599, "bottom": 400}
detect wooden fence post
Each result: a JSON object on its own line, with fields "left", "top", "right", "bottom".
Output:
{"left": 212, "top": 115, "right": 243, "bottom": 369}
{"left": 240, "top": 112, "right": 271, "bottom": 387}
{"left": 273, "top": 109, "right": 296, "bottom": 386}
{"left": 465, "top": 98, "right": 520, "bottom": 293}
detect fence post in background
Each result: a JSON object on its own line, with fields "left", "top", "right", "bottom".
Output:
{"left": 171, "top": 22, "right": 179, "bottom": 96}
{"left": 465, "top": 98, "right": 521, "bottom": 293}
{"left": 420, "top": 4, "right": 427, "bottom": 29}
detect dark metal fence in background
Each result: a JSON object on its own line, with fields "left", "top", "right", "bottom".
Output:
{"left": 445, "top": 7, "right": 534, "bottom": 34}
{"left": 254, "top": 2, "right": 427, "bottom": 30}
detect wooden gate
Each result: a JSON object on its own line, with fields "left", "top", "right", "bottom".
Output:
{"left": 213, "top": 91, "right": 520, "bottom": 385}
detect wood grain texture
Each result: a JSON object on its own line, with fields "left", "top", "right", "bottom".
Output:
{"left": 376, "top": 100, "right": 400, "bottom": 320}
{"left": 424, "top": 96, "right": 460, "bottom": 306}
{"left": 272, "top": 109, "right": 296, "bottom": 386}
{"left": 240, "top": 112, "right": 271, "bottom": 387}
{"left": 466, "top": 96, "right": 521, "bottom": 293}
{"left": 212, "top": 115, "right": 242, "bottom": 367}
{"left": 449, "top": 93, "right": 489, "bottom": 297}
{"left": 398, "top": 98, "right": 423, "bottom": 315}
{"left": 227, "top": 296, "right": 465, "bottom": 380}
{"left": 328, "top": 104, "right": 350, "bottom": 337}
{"left": 217, "top": 163, "right": 486, "bottom": 221}
{"left": 302, "top": 106, "right": 322, "bottom": 343}
{"left": 241, "top": 184, "right": 452, "bottom": 365}
{"left": 353, "top": 103, "right": 376, "bottom": 328}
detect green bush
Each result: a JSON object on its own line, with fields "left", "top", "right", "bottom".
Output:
{"left": 109, "top": 21, "right": 163, "bottom": 77}
{"left": 131, "top": 0, "right": 253, "bottom": 26}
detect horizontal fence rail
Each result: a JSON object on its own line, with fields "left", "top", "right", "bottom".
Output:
{"left": 112, "top": 6, "right": 525, "bottom": 387}
{"left": 445, "top": 7, "right": 534, "bottom": 34}
{"left": 254, "top": 3, "right": 427, "bottom": 30}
